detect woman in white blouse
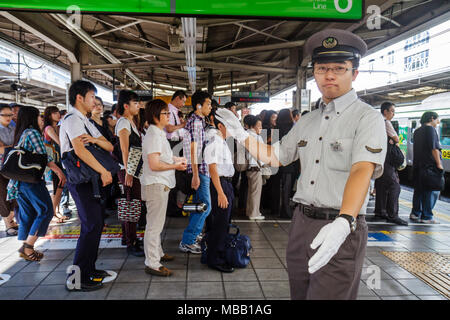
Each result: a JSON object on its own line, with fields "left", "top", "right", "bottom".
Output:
{"left": 141, "top": 99, "right": 187, "bottom": 277}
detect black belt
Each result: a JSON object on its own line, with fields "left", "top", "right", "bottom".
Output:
{"left": 247, "top": 167, "right": 260, "bottom": 172}
{"left": 296, "top": 203, "right": 362, "bottom": 220}
{"left": 220, "top": 176, "right": 233, "bottom": 183}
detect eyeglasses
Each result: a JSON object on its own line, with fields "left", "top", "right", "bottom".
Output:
{"left": 160, "top": 112, "right": 171, "bottom": 116}
{"left": 314, "top": 66, "right": 354, "bottom": 75}
{"left": 0, "top": 114, "right": 13, "bottom": 117}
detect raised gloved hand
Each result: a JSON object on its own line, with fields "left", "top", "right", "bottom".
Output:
{"left": 215, "top": 108, "right": 249, "bottom": 144}
{"left": 308, "top": 217, "right": 351, "bottom": 274}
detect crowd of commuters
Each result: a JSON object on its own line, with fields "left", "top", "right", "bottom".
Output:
{"left": 0, "top": 84, "right": 444, "bottom": 292}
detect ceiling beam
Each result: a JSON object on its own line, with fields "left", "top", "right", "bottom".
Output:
{"left": 0, "top": 11, "right": 78, "bottom": 62}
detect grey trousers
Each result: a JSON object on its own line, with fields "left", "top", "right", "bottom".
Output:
{"left": 246, "top": 170, "right": 263, "bottom": 218}
{"left": 286, "top": 206, "right": 368, "bottom": 300}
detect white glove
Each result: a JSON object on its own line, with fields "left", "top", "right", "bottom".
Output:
{"left": 308, "top": 217, "right": 351, "bottom": 274}
{"left": 215, "top": 108, "right": 249, "bottom": 144}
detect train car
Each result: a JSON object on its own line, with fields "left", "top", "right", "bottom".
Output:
{"left": 390, "top": 91, "right": 450, "bottom": 187}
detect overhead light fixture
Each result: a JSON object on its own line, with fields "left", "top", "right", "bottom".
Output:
{"left": 182, "top": 17, "right": 197, "bottom": 92}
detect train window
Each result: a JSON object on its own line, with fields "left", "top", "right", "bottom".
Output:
{"left": 440, "top": 119, "right": 450, "bottom": 146}
{"left": 391, "top": 121, "right": 399, "bottom": 135}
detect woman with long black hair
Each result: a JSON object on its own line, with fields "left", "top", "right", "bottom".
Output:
{"left": 7, "top": 106, "right": 66, "bottom": 262}
{"left": 43, "top": 106, "right": 68, "bottom": 223}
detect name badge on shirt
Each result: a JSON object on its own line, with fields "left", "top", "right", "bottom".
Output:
{"left": 330, "top": 141, "right": 343, "bottom": 152}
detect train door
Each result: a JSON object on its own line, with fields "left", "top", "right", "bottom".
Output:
{"left": 440, "top": 117, "right": 450, "bottom": 173}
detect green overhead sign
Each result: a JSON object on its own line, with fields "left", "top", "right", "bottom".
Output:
{"left": 0, "top": 0, "right": 363, "bottom": 20}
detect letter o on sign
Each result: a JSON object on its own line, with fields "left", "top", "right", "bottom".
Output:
{"left": 335, "top": 0, "right": 353, "bottom": 13}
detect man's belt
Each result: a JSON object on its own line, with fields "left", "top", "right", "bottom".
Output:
{"left": 247, "top": 166, "right": 260, "bottom": 172}
{"left": 220, "top": 176, "right": 233, "bottom": 183}
{"left": 296, "top": 203, "right": 361, "bottom": 220}
{"left": 296, "top": 203, "right": 340, "bottom": 220}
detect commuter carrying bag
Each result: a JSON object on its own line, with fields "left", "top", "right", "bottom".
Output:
{"left": 0, "top": 131, "right": 48, "bottom": 183}
{"left": 225, "top": 224, "right": 252, "bottom": 268}
{"left": 420, "top": 165, "right": 445, "bottom": 191}
{"left": 117, "top": 185, "right": 142, "bottom": 223}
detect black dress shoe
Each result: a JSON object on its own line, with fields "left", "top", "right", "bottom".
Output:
{"left": 66, "top": 278, "right": 104, "bottom": 292}
{"left": 127, "top": 244, "right": 145, "bottom": 257}
{"left": 208, "top": 264, "right": 234, "bottom": 273}
{"left": 387, "top": 217, "right": 409, "bottom": 226}
{"left": 371, "top": 214, "right": 388, "bottom": 221}
{"left": 92, "top": 269, "right": 110, "bottom": 279}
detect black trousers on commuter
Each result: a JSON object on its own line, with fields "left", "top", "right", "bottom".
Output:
{"left": 205, "top": 178, "right": 234, "bottom": 267}
{"left": 374, "top": 162, "right": 400, "bottom": 219}
{"left": 67, "top": 181, "right": 104, "bottom": 281}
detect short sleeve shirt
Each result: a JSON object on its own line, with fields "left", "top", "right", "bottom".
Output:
{"left": 165, "top": 103, "right": 182, "bottom": 140}
{"left": 204, "top": 130, "right": 235, "bottom": 178}
{"left": 272, "top": 89, "right": 387, "bottom": 215}
{"left": 384, "top": 119, "right": 398, "bottom": 139}
{"left": 59, "top": 107, "right": 103, "bottom": 154}
{"left": 140, "top": 125, "right": 175, "bottom": 188}
{"left": 0, "top": 123, "right": 15, "bottom": 148}
{"left": 413, "top": 125, "right": 441, "bottom": 168}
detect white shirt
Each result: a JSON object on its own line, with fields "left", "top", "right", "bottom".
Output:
{"left": 247, "top": 129, "right": 265, "bottom": 168}
{"left": 140, "top": 125, "right": 175, "bottom": 188}
{"left": 59, "top": 107, "right": 102, "bottom": 154}
{"left": 204, "top": 129, "right": 235, "bottom": 178}
{"left": 272, "top": 89, "right": 387, "bottom": 215}
{"left": 165, "top": 103, "right": 182, "bottom": 140}
{"left": 115, "top": 117, "right": 140, "bottom": 137}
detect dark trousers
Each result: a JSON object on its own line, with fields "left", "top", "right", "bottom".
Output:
{"left": 374, "top": 163, "right": 400, "bottom": 219}
{"left": 205, "top": 178, "right": 234, "bottom": 267}
{"left": 67, "top": 182, "right": 104, "bottom": 281}
{"left": 286, "top": 206, "right": 368, "bottom": 300}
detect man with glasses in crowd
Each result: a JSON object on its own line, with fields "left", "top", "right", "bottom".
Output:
{"left": 216, "top": 29, "right": 387, "bottom": 299}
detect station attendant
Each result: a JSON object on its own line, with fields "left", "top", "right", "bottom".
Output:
{"left": 216, "top": 29, "right": 387, "bottom": 299}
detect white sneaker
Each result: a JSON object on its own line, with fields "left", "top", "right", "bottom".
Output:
{"left": 419, "top": 219, "right": 440, "bottom": 224}
{"left": 249, "top": 215, "right": 265, "bottom": 220}
{"left": 179, "top": 241, "right": 201, "bottom": 254}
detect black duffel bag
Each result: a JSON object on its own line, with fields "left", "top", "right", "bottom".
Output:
{"left": 0, "top": 146, "right": 47, "bottom": 183}
{"left": 420, "top": 165, "right": 445, "bottom": 191}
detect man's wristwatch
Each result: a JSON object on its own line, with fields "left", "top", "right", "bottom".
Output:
{"left": 338, "top": 214, "right": 357, "bottom": 232}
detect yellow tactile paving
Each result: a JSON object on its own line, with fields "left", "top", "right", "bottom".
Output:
{"left": 381, "top": 251, "right": 450, "bottom": 299}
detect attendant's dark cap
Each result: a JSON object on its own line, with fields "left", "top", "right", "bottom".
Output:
{"left": 305, "top": 29, "right": 367, "bottom": 63}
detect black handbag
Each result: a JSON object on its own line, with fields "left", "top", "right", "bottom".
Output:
{"left": 420, "top": 165, "right": 445, "bottom": 191}
{"left": 0, "top": 146, "right": 47, "bottom": 183}
{"left": 386, "top": 138, "right": 404, "bottom": 169}
{"left": 224, "top": 224, "right": 252, "bottom": 268}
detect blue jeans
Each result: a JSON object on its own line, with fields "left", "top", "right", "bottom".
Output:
{"left": 411, "top": 187, "right": 439, "bottom": 221}
{"left": 16, "top": 181, "right": 53, "bottom": 241}
{"left": 182, "top": 174, "right": 211, "bottom": 245}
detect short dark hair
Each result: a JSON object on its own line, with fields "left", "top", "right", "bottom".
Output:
{"left": 224, "top": 102, "right": 236, "bottom": 109}
{"left": 0, "top": 103, "right": 11, "bottom": 113}
{"left": 69, "top": 80, "right": 97, "bottom": 107}
{"left": 380, "top": 101, "right": 394, "bottom": 115}
{"left": 117, "top": 90, "right": 139, "bottom": 116}
{"left": 145, "top": 99, "right": 168, "bottom": 125}
{"left": 95, "top": 96, "right": 104, "bottom": 105}
{"left": 171, "top": 90, "right": 187, "bottom": 102}
{"left": 244, "top": 114, "right": 260, "bottom": 128}
{"left": 191, "top": 90, "right": 211, "bottom": 111}
{"left": 420, "top": 111, "right": 439, "bottom": 125}
{"left": 210, "top": 110, "right": 224, "bottom": 129}
{"left": 292, "top": 109, "right": 300, "bottom": 118}
{"left": 301, "top": 110, "right": 309, "bottom": 116}
{"left": 9, "top": 103, "right": 23, "bottom": 109}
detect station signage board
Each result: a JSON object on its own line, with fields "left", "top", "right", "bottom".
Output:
{"left": 1, "top": 1, "right": 363, "bottom": 21}
{"left": 113, "top": 90, "right": 152, "bottom": 101}
{"left": 232, "top": 91, "right": 269, "bottom": 103}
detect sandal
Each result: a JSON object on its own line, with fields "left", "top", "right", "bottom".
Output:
{"left": 52, "top": 215, "right": 66, "bottom": 224}
{"left": 18, "top": 243, "right": 44, "bottom": 262}
{"left": 5, "top": 227, "right": 18, "bottom": 237}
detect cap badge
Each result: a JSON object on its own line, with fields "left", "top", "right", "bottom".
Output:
{"left": 322, "top": 37, "right": 338, "bottom": 49}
